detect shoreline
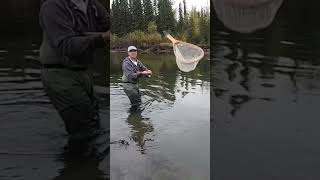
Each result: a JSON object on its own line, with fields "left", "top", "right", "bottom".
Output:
{"left": 111, "top": 43, "right": 210, "bottom": 56}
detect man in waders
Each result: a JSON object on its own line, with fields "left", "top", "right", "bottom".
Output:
{"left": 39, "top": 0, "right": 110, "bottom": 157}
{"left": 122, "top": 46, "right": 152, "bottom": 109}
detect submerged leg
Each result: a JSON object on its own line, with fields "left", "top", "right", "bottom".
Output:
{"left": 122, "top": 83, "right": 142, "bottom": 107}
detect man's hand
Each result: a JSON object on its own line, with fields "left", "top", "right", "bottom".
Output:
{"left": 142, "top": 70, "right": 152, "bottom": 77}
{"left": 141, "top": 71, "right": 150, "bottom": 75}
{"left": 83, "top": 31, "right": 111, "bottom": 44}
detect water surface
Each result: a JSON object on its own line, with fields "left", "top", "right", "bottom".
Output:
{"left": 110, "top": 52, "right": 210, "bottom": 180}
{"left": 212, "top": 1, "right": 320, "bottom": 179}
{"left": 0, "top": 36, "right": 110, "bottom": 180}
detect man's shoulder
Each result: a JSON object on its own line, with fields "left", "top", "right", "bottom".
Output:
{"left": 42, "top": 0, "right": 61, "bottom": 7}
{"left": 122, "top": 57, "right": 131, "bottom": 64}
{"left": 91, "top": 0, "right": 107, "bottom": 9}
{"left": 137, "top": 59, "right": 144, "bottom": 65}
{"left": 123, "top": 57, "right": 131, "bottom": 61}
{"left": 91, "top": 0, "right": 102, "bottom": 6}
{"left": 41, "top": 0, "right": 68, "bottom": 11}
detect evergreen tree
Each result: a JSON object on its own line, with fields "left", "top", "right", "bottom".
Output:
{"left": 153, "top": 0, "right": 158, "bottom": 16}
{"left": 117, "top": 0, "right": 131, "bottom": 35}
{"left": 130, "top": 0, "right": 145, "bottom": 31}
{"left": 183, "top": 0, "right": 188, "bottom": 31}
{"left": 157, "top": 0, "right": 175, "bottom": 33}
{"left": 110, "top": 0, "right": 210, "bottom": 45}
{"left": 199, "top": 8, "right": 209, "bottom": 44}
{"left": 183, "top": 0, "right": 187, "bottom": 19}
{"left": 111, "top": 0, "right": 120, "bottom": 34}
{"left": 177, "top": 2, "right": 184, "bottom": 33}
{"left": 153, "top": 0, "right": 160, "bottom": 29}
{"left": 187, "top": 8, "right": 201, "bottom": 43}
{"left": 143, "top": 0, "right": 155, "bottom": 28}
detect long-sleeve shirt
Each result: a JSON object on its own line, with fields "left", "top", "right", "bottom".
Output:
{"left": 39, "top": 0, "right": 109, "bottom": 68}
{"left": 122, "top": 57, "right": 148, "bottom": 83}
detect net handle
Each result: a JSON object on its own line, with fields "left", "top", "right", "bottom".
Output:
{"left": 163, "top": 31, "right": 180, "bottom": 44}
{"left": 163, "top": 31, "right": 205, "bottom": 64}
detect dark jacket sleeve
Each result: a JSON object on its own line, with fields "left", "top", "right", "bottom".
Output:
{"left": 39, "top": 1, "right": 105, "bottom": 58}
{"left": 93, "top": 0, "right": 110, "bottom": 32}
{"left": 138, "top": 60, "right": 148, "bottom": 71}
{"left": 123, "top": 61, "right": 141, "bottom": 81}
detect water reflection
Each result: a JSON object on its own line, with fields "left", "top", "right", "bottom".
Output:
{"left": 212, "top": 0, "right": 284, "bottom": 33}
{"left": 212, "top": 1, "right": 320, "bottom": 179}
{"left": 110, "top": 52, "right": 210, "bottom": 180}
{"left": 127, "top": 107, "right": 154, "bottom": 154}
{"left": 52, "top": 141, "right": 108, "bottom": 180}
{"left": 0, "top": 39, "right": 109, "bottom": 179}
{"left": 111, "top": 52, "right": 209, "bottom": 106}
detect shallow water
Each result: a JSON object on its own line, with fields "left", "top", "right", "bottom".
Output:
{"left": 212, "top": 2, "right": 320, "bottom": 179}
{"left": 0, "top": 37, "right": 110, "bottom": 180}
{"left": 110, "top": 52, "right": 210, "bottom": 180}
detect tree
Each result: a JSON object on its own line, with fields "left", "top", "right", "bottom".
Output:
{"left": 183, "top": 0, "right": 187, "bottom": 19}
{"left": 177, "top": 2, "right": 184, "bottom": 33}
{"left": 147, "top": 21, "right": 157, "bottom": 33}
{"left": 143, "top": 0, "right": 155, "bottom": 28}
{"left": 111, "top": 0, "right": 120, "bottom": 34}
{"left": 183, "top": 0, "right": 189, "bottom": 31}
{"left": 153, "top": 0, "right": 158, "bottom": 16}
{"left": 117, "top": 0, "right": 131, "bottom": 35}
{"left": 110, "top": 0, "right": 210, "bottom": 46}
{"left": 130, "top": 0, "right": 145, "bottom": 31}
{"left": 157, "top": 0, "right": 176, "bottom": 33}
{"left": 187, "top": 8, "right": 201, "bottom": 43}
{"left": 199, "top": 8, "right": 210, "bottom": 44}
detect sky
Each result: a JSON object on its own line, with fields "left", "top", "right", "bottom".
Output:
{"left": 173, "top": 0, "right": 210, "bottom": 11}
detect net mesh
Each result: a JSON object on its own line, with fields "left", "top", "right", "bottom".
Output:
{"left": 173, "top": 42, "right": 204, "bottom": 72}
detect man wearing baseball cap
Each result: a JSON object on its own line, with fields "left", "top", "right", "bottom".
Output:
{"left": 122, "top": 46, "right": 152, "bottom": 109}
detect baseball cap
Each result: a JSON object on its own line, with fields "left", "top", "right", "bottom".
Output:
{"left": 128, "top": 46, "right": 137, "bottom": 52}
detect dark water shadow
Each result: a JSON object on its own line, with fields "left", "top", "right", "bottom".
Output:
{"left": 126, "top": 107, "right": 154, "bottom": 154}
{"left": 212, "top": 1, "right": 320, "bottom": 180}
{"left": 52, "top": 142, "right": 109, "bottom": 180}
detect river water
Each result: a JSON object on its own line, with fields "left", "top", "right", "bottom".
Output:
{"left": 212, "top": 1, "right": 320, "bottom": 179}
{"left": 0, "top": 36, "right": 110, "bottom": 180}
{"left": 0, "top": 41, "right": 210, "bottom": 179}
{"left": 110, "top": 52, "right": 210, "bottom": 180}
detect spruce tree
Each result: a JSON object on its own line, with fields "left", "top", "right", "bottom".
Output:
{"left": 177, "top": 2, "right": 184, "bottom": 33}
{"left": 131, "top": 0, "right": 145, "bottom": 31}
{"left": 157, "top": 0, "right": 175, "bottom": 33}
{"left": 118, "top": 0, "right": 131, "bottom": 35}
{"left": 143, "top": 0, "right": 155, "bottom": 29}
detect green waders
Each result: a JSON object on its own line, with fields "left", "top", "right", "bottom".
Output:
{"left": 122, "top": 83, "right": 142, "bottom": 107}
{"left": 41, "top": 68, "right": 107, "bottom": 157}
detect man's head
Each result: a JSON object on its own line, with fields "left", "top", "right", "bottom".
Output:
{"left": 212, "top": 0, "right": 284, "bottom": 33}
{"left": 128, "top": 46, "right": 138, "bottom": 59}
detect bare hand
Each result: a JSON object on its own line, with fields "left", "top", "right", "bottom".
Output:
{"left": 141, "top": 71, "right": 150, "bottom": 75}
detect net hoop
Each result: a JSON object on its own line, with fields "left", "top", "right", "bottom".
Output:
{"left": 173, "top": 42, "right": 205, "bottom": 64}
